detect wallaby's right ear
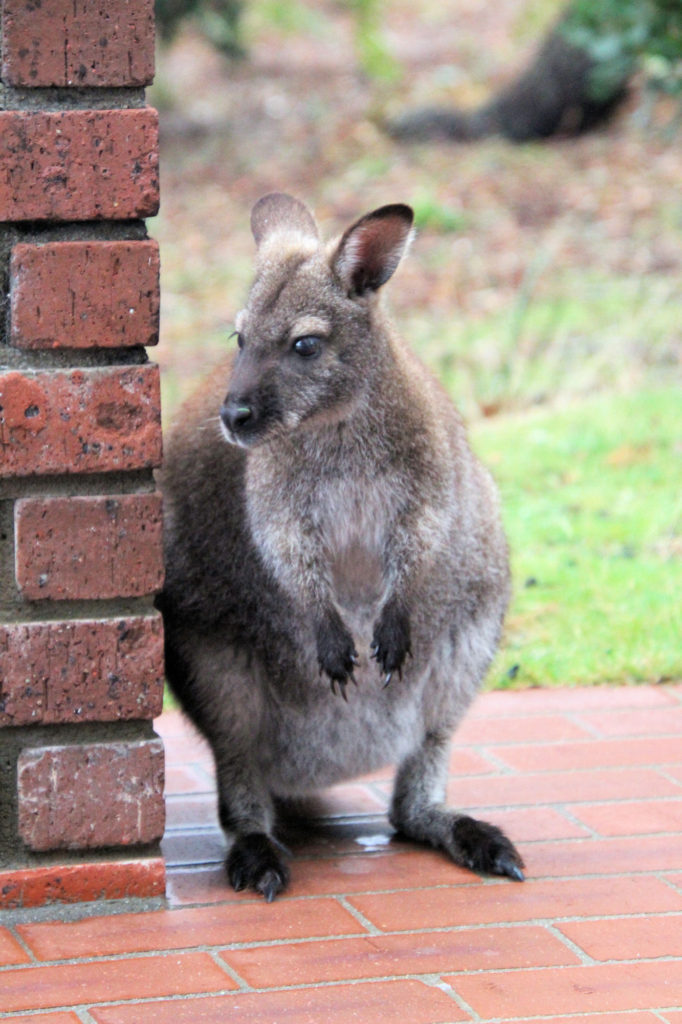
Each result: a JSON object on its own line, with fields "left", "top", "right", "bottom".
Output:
{"left": 251, "top": 193, "right": 319, "bottom": 247}
{"left": 332, "top": 204, "right": 414, "bottom": 297}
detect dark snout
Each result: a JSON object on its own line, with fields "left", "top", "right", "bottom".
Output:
{"left": 220, "top": 396, "right": 256, "bottom": 444}
{"left": 220, "top": 355, "right": 282, "bottom": 446}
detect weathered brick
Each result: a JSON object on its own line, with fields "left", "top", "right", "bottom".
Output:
{"left": 0, "top": 858, "right": 166, "bottom": 910}
{"left": 17, "top": 739, "right": 165, "bottom": 851}
{"left": 0, "top": 108, "right": 159, "bottom": 222}
{"left": 0, "top": 365, "right": 161, "bottom": 477}
{"left": 15, "top": 493, "right": 164, "bottom": 600}
{"left": 10, "top": 240, "right": 160, "bottom": 350}
{"left": 1, "top": 0, "right": 155, "bottom": 87}
{"left": 0, "top": 615, "right": 164, "bottom": 727}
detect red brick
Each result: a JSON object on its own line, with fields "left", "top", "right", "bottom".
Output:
{"left": 470, "top": 685, "right": 676, "bottom": 717}
{"left": 0, "top": 857, "right": 165, "bottom": 910}
{"left": 15, "top": 493, "right": 163, "bottom": 600}
{"left": 286, "top": 848, "right": 477, "bottom": 900}
{"left": 348, "top": 875, "right": 682, "bottom": 933}
{"left": 0, "top": 928, "right": 30, "bottom": 966}
{"left": 456, "top": 712, "right": 592, "bottom": 745}
{"left": 166, "top": 866, "right": 246, "bottom": 907}
{"left": 0, "top": 366, "right": 161, "bottom": 477}
{"left": 574, "top": 707, "right": 682, "bottom": 738}
{"left": 448, "top": 766, "right": 682, "bottom": 809}
{"left": 0, "top": 109, "right": 159, "bottom": 222}
{"left": 558, "top": 913, "right": 682, "bottom": 961}
{"left": 0, "top": 615, "right": 164, "bottom": 727}
{"left": 164, "top": 764, "right": 215, "bottom": 796}
{"left": 157, "top": 713, "right": 213, "bottom": 770}
{"left": 494, "top": 1017, "right": 661, "bottom": 1024}
{"left": 568, "top": 798, "right": 682, "bottom": 837}
{"left": 10, "top": 240, "right": 159, "bottom": 350}
{"left": 475, "top": 1017, "right": 661, "bottom": 1024}
{"left": 459, "top": 805, "right": 587, "bottom": 842}
{"left": 0, "top": 1016, "right": 83, "bottom": 1024}
{"left": 527, "top": 834, "right": 682, "bottom": 878}
{"left": 221, "top": 926, "right": 577, "bottom": 988}
{"left": 449, "top": 961, "right": 682, "bottom": 1018}
{"left": 1, "top": 0, "right": 154, "bottom": 87}
{"left": 17, "top": 739, "right": 165, "bottom": 851}
{"left": 18, "top": 897, "right": 363, "bottom": 961}
{"left": 89, "top": 980, "right": 467, "bottom": 1024}
{"left": 493, "top": 736, "right": 682, "bottom": 773}
{"left": 0, "top": 953, "right": 233, "bottom": 1015}
{"left": 447, "top": 747, "right": 498, "bottom": 774}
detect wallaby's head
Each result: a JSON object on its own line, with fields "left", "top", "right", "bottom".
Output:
{"left": 220, "top": 193, "right": 414, "bottom": 448}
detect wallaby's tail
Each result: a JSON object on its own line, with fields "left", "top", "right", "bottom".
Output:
{"left": 385, "top": 19, "right": 631, "bottom": 144}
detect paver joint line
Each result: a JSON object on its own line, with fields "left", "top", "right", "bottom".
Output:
{"left": 2, "top": 687, "right": 680, "bottom": 1021}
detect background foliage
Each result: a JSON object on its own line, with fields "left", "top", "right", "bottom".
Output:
{"left": 563, "top": 0, "right": 682, "bottom": 101}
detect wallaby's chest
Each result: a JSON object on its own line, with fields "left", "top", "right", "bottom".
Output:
{"left": 316, "top": 474, "right": 393, "bottom": 609}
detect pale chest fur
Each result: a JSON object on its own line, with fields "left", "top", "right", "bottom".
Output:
{"left": 245, "top": 447, "right": 401, "bottom": 614}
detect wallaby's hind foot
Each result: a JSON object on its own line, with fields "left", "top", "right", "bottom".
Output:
{"left": 390, "top": 729, "right": 525, "bottom": 882}
{"left": 392, "top": 807, "right": 524, "bottom": 882}
{"left": 226, "top": 833, "right": 291, "bottom": 902}
{"left": 450, "top": 815, "right": 525, "bottom": 881}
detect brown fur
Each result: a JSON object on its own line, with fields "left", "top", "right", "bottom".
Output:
{"left": 157, "top": 194, "right": 524, "bottom": 899}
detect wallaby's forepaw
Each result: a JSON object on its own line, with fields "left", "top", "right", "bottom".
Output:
{"left": 316, "top": 611, "right": 358, "bottom": 700}
{"left": 371, "top": 599, "right": 412, "bottom": 685}
{"left": 226, "top": 832, "right": 290, "bottom": 901}
{"left": 451, "top": 815, "right": 525, "bottom": 881}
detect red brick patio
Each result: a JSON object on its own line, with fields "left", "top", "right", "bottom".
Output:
{"left": 1, "top": 683, "right": 681, "bottom": 1022}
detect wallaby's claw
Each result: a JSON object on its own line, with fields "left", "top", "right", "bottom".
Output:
{"left": 371, "top": 600, "right": 412, "bottom": 682}
{"left": 450, "top": 815, "right": 525, "bottom": 882}
{"left": 497, "top": 856, "right": 525, "bottom": 882}
{"left": 227, "top": 832, "right": 290, "bottom": 901}
{"left": 316, "top": 609, "right": 358, "bottom": 695}
{"left": 330, "top": 676, "right": 349, "bottom": 702}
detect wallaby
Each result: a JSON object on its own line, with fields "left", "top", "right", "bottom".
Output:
{"left": 157, "top": 193, "right": 525, "bottom": 900}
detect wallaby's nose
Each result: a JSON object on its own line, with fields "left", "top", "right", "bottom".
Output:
{"left": 221, "top": 399, "right": 253, "bottom": 434}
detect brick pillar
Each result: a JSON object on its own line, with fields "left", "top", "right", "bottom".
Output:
{"left": 0, "top": 1, "right": 166, "bottom": 908}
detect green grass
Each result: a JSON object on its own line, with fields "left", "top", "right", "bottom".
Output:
{"left": 410, "top": 270, "right": 681, "bottom": 420}
{"left": 472, "top": 388, "right": 682, "bottom": 688}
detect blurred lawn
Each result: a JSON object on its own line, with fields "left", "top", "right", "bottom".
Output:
{"left": 473, "top": 389, "right": 681, "bottom": 688}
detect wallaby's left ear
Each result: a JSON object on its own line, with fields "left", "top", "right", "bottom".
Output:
{"left": 332, "top": 204, "right": 414, "bottom": 296}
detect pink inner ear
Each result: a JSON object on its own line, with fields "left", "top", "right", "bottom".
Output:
{"left": 343, "top": 215, "right": 411, "bottom": 293}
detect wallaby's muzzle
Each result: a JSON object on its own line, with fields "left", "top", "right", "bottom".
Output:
{"left": 220, "top": 376, "right": 282, "bottom": 447}
{"left": 220, "top": 397, "right": 254, "bottom": 444}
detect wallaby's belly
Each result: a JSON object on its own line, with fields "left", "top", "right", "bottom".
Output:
{"left": 260, "top": 665, "right": 425, "bottom": 794}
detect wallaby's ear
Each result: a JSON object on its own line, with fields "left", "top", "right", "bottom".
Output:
{"left": 332, "top": 204, "right": 414, "bottom": 296}
{"left": 251, "top": 193, "right": 319, "bottom": 247}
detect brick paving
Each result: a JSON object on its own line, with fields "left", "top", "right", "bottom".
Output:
{"left": 1, "top": 683, "right": 681, "bottom": 1023}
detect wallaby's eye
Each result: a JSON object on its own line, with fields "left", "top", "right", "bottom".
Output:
{"left": 230, "top": 330, "right": 245, "bottom": 351}
{"left": 293, "top": 335, "right": 322, "bottom": 359}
